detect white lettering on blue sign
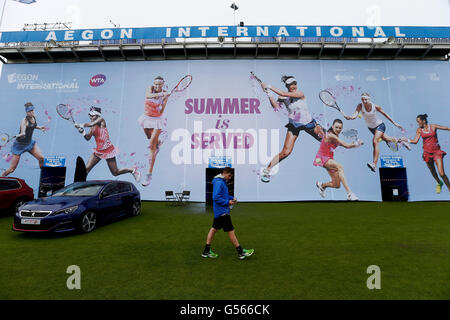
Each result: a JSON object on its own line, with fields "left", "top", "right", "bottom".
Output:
{"left": 121, "top": 29, "right": 133, "bottom": 39}
{"left": 2, "top": 26, "right": 450, "bottom": 43}
{"left": 257, "top": 26, "right": 269, "bottom": 36}
{"left": 44, "top": 29, "right": 133, "bottom": 42}
{"left": 45, "top": 31, "right": 56, "bottom": 41}
{"left": 44, "top": 156, "right": 66, "bottom": 168}
{"left": 198, "top": 27, "right": 210, "bottom": 37}
{"left": 100, "top": 29, "right": 114, "bottom": 39}
{"left": 277, "top": 27, "right": 289, "bottom": 37}
{"left": 218, "top": 27, "right": 228, "bottom": 37}
{"left": 330, "top": 27, "right": 343, "bottom": 37}
{"left": 178, "top": 27, "right": 190, "bottom": 38}
{"left": 237, "top": 27, "right": 248, "bottom": 37}
{"left": 352, "top": 27, "right": 365, "bottom": 37}
{"left": 380, "top": 155, "right": 404, "bottom": 168}
{"left": 316, "top": 26, "right": 322, "bottom": 37}
{"left": 64, "top": 30, "right": 75, "bottom": 41}
{"left": 208, "top": 156, "right": 232, "bottom": 168}
{"left": 374, "top": 27, "right": 386, "bottom": 37}
{"left": 82, "top": 30, "right": 93, "bottom": 40}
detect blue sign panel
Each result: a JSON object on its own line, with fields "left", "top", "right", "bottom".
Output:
{"left": 380, "top": 155, "right": 404, "bottom": 168}
{"left": 208, "top": 156, "right": 232, "bottom": 168}
{"left": 1, "top": 25, "right": 450, "bottom": 43}
{"left": 43, "top": 156, "right": 66, "bottom": 167}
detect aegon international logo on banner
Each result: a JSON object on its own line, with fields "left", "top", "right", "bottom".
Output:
{"left": 7, "top": 73, "right": 79, "bottom": 92}
{"left": 7, "top": 73, "right": 38, "bottom": 83}
{"left": 2, "top": 25, "right": 450, "bottom": 43}
{"left": 89, "top": 74, "right": 106, "bottom": 87}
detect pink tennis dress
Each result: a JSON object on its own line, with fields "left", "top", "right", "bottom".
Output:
{"left": 313, "top": 134, "right": 339, "bottom": 169}
{"left": 92, "top": 125, "right": 118, "bottom": 159}
{"left": 138, "top": 95, "right": 167, "bottom": 130}
{"left": 421, "top": 126, "right": 446, "bottom": 162}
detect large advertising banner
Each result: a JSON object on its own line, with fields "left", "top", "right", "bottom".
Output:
{"left": 1, "top": 60, "right": 449, "bottom": 201}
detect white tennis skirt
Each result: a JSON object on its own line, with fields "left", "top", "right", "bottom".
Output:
{"left": 137, "top": 114, "right": 166, "bottom": 130}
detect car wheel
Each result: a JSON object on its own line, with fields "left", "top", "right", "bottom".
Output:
{"left": 130, "top": 200, "right": 141, "bottom": 216}
{"left": 79, "top": 211, "right": 97, "bottom": 233}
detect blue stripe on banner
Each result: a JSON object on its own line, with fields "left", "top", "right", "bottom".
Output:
{"left": 1, "top": 25, "right": 450, "bottom": 43}
{"left": 12, "top": 0, "right": 37, "bottom": 4}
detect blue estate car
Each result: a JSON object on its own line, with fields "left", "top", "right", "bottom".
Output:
{"left": 13, "top": 180, "right": 141, "bottom": 233}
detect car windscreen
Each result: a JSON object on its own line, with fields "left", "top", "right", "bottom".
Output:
{"left": 52, "top": 183, "right": 104, "bottom": 197}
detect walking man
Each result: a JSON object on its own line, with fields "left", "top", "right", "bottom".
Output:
{"left": 202, "top": 167, "right": 254, "bottom": 260}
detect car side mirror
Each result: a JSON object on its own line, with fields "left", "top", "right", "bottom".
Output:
{"left": 46, "top": 190, "right": 53, "bottom": 197}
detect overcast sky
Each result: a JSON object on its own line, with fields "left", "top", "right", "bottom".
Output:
{"left": 0, "top": 0, "right": 449, "bottom": 31}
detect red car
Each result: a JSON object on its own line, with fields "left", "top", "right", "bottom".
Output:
{"left": 0, "top": 177, "right": 34, "bottom": 214}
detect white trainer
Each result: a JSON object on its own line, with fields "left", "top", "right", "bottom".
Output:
{"left": 400, "top": 140, "right": 411, "bottom": 151}
{"left": 316, "top": 181, "right": 325, "bottom": 198}
{"left": 347, "top": 192, "right": 359, "bottom": 201}
{"left": 141, "top": 173, "right": 152, "bottom": 187}
{"left": 261, "top": 168, "right": 271, "bottom": 183}
{"left": 367, "top": 162, "right": 376, "bottom": 172}
{"left": 132, "top": 167, "right": 141, "bottom": 183}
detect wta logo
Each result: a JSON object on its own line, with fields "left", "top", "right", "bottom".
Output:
{"left": 89, "top": 74, "right": 106, "bottom": 87}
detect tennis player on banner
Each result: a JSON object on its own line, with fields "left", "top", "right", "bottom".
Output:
{"left": 344, "top": 93, "right": 410, "bottom": 172}
{"left": 138, "top": 75, "right": 192, "bottom": 187}
{"left": 314, "top": 119, "right": 362, "bottom": 201}
{"left": 2, "top": 102, "right": 47, "bottom": 177}
{"left": 75, "top": 107, "right": 140, "bottom": 181}
{"left": 258, "top": 75, "right": 324, "bottom": 183}
{"left": 138, "top": 76, "right": 170, "bottom": 187}
{"left": 406, "top": 114, "right": 450, "bottom": 194}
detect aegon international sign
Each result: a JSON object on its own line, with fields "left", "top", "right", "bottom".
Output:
{"left": 1, "top": 25, "right": 450, "bottom": 43}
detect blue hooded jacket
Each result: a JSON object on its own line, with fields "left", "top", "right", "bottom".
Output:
{"left": 212, "top": 174, "right": 233, "bottom": 218}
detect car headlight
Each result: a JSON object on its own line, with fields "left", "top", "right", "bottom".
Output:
{"left": 50, "top": 205, "right": 79, "bottom": 216}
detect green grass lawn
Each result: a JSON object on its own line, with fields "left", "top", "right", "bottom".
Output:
{"left": 0, "top": 201, "right": 449, "bottom": 300}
